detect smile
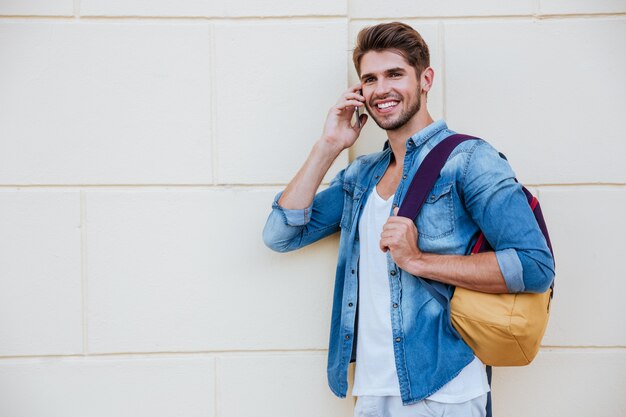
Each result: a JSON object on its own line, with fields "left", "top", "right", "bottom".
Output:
{"left": 376, "top": 101, "right": 399, "bottom": 110}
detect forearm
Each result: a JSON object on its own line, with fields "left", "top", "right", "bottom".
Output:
{"left": 279, "top": 85, "right": 367, "bottom": 209}
{"left": 278, "top": 138, "right": 343, "bottom": 210}
{"left": 404, "top": 251, "right": 508, "bottom": 293}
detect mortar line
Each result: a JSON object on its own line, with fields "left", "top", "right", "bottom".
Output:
{"left": 80, "top": 15, "right": 348, "bottom": 21}
{"left": 1, "top": 13, "right": 624, "bottom": 22}
{"left": 0, "top": 345, "right": 623, "bottom": 361}
{"left": 80, "top": 190, "right": 88, "bottom": 355}
{"left": 0, "top": 15, "right": 74, "bottom": 20}
{"left": 214, "top": 356, "right": 218, "bottom": 417}
{"left": 0, "top": 182, "right": 624, "bottom": 189}
{"left": 346, "top": 16, "right": 353, "bottom": 162}
{"left": 0, "top": 15, "right": 347, "bottom": 22}
{"left": 535, "top": 185, "right": 542, "bottom": 201}
{"left": 349, "top": 13, "right": 626, "bottom": 22}
{"left": 0, "top": 184, "right": 295, "bottom": 188}
{"left": 0, "top": 345, "right": 626, "bottom": 361}
{"left": 73, "top": 0, "right": 80, "bottom": 18}
{"left": 209, "top": 22, "right": 218, "bottom": 186}
{"left": 536, "top": 12, "right": 626, "bottom": 20}
{"left": 0, "top": 349, "right": 332, "bottom": 361}
{"left": 439, "top": 20, "right": 447, "bottom": 121}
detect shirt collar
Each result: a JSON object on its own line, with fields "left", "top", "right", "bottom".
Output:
{"left": 382, "top": 119, "right": 448, "bottom": 151}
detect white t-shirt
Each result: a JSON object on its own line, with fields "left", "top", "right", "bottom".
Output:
{"left": 352, "top": 187, "right": 490, "bottom": 403}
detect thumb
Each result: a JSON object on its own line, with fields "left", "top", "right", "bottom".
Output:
{"left": 355, "top": 113, "right": 368, "bottom": 132}
{"left": 393, "top": 207, "right": 399, "bottom": 216}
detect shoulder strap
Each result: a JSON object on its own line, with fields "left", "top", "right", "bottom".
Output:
{"left": 396, "top": 133, "right": 477, "bottom": 309}
{"left": 397, "top": 134, "right": 476, "bottom": 220}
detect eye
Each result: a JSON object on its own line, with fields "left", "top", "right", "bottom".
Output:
{"left": 363, "top": 77, "right": 375, "bottom": 84}
{"left": 390, "top": 72, "right": 402, "bottom": 78}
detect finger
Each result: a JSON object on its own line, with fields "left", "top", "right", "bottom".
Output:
{"left": 336, "top": 99, "right": 365, "bottom": 111}
{"left": 380, "top": 229, "right": 395, "bottom": 238}
{"left": 353, "top": 113, "right": 368, "bottom": 132}
{"left": 379, "top": 235, "right": 393, "bottom": 250}
{"left": 381, "top": 223, "right": 402, "bottom": 234}
{"left": 383, "top": 218, "right": 410, "bottom": 229}
{"left": 382, "top": 224, "right": 415, "bottom": 240}
{"left": 381, "top": 230, "right": 402, "bottom": 243}
{"left": 393, "top": 207, "right": 399, "bottom": 216}
{"left": 349, "top": 83, "right": 363, "bottom": 93}
{"left": 344, "top": 92, "right": 366, "bottom": 102}
{"left": 385, "top": 216, "right": 414, "bottom": 227}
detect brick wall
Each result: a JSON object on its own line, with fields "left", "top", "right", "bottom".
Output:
{"left": 0, "top": 1, "right": 624, "bottom": 416}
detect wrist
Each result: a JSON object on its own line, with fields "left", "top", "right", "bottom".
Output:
{"left": 403, "top": 252, "right": 428, "bottom": 276}
{"left": 317, "top": 135, "right": 345, "bottom": 156}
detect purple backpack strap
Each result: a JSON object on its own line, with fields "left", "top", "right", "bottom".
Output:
{"left": 397, "top": 134, "right": 475, "bottom": 220}
{"left": 396, "top": 132, "right": 491, "bottom": 417}
{"left": 395, "top": 132, "right": 476, "bottom": 307}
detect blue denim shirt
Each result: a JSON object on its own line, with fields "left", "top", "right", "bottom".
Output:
{"left": 263, "top": 120, "right": 555, "bottom": 405}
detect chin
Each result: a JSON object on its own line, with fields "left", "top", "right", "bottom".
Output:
{"left": 374, "top": 115, "right": 411, "bottom": 131}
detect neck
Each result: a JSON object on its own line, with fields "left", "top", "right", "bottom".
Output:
{"left": 386, "top": 109, "right": 435, "bottom": 165}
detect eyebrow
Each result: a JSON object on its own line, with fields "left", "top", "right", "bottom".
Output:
{"left": 360, "top": 67, "right": 407, "bottom": 81}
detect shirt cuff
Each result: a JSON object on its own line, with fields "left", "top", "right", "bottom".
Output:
{"left": 495, "top": 248, "right": 524, "bottom": 293}
{"left": 272, "top": 191, "right": 312, "bottom": 226}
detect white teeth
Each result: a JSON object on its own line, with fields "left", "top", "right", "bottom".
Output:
{"left": 377, "top": 101, "right": 398, "bottom": 109}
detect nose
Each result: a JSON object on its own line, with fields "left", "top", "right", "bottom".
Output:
{"left": 373, "top": 78, "right": 391, "bottom": 99}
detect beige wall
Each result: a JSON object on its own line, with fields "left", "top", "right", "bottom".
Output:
{"left": 0, "top": 1, "right": 624, "bottom": 416}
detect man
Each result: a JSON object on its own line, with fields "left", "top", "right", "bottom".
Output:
{"left": 263, "top": 22, "right": 554, "bottom": 417}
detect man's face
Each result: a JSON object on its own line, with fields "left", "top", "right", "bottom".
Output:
{"left": 359, "top": 50, "right": 422, "bottom": 131}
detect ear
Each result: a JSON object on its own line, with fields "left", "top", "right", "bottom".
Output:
{"left": 420, "top": 67, "right": 434, "bottom": 93}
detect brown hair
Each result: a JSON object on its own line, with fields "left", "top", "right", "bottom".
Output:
{"left": 353, "top": 22, "right": 430, "bottom": 78}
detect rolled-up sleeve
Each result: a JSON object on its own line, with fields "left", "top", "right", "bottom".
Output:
{"left": 495, "top": 248, "right": 525, "bottom": 292}
{"left": 262, "top": 169, "right": 346, "bottom": 253}
{"left": 271, "top": 191, "right": 313, "bottom": 227}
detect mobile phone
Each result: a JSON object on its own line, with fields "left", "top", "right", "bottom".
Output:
{"left": 354, "top": 89, "right": 362, "bottom": 128}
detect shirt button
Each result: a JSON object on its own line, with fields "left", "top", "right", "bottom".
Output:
{"left": 402, "top": 175, "right": 407, "bottom": 179}
{"left": 375, "top": 175, "right": 380, "bottom": 179}
{"left": 351, "top": 269, "right": 355, "bottom": 274}
{"left": 430, "top": 195, "right": 435, "bottom": 201}
{"left": 345, "top": 335, "right": 351, "bottom": 340}
{"left": 393, "top": 303, "right": 398, "bottom": 308}
{"left": 390, "top": 270, "right": 397, "bottom": 276}
{"left": 395, "top": 337, "right": 401, "bottom": 342}
{"left": 348, "top": 302, "right": 354, "bottom": 307}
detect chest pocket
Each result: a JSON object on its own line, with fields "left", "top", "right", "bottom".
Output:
{"left": 340, "top": 182, "right": 365, "bottom": 232}
{"left": 417, "top": 183, "right": 455, "bottom": 240}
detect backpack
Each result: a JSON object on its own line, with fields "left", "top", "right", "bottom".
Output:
{"left": 397, "top": 134, "right": 555, "bottom": 367}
